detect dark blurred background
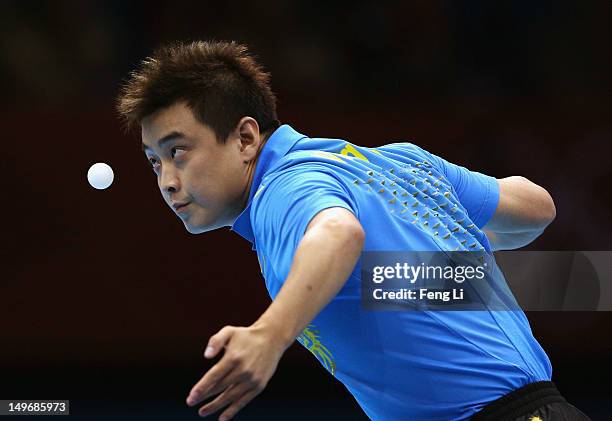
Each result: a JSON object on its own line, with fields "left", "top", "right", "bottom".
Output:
{"left": 2, "top": 1, "right": 611, "bottom": 419}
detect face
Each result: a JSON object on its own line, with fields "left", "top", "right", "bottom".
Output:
{"left": 141, "top": 102, "right": 262, "bottom": 234}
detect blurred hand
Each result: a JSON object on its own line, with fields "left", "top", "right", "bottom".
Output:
{"left": 186, "top": 324, "right": 288, "bottom": 420}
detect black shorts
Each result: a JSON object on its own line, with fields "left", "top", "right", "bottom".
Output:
{"left": 471, "top": 381, "right": 591, "bottom": 421}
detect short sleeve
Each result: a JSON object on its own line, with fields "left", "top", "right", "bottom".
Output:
{"left": 251, "top": 168, "right": 357, "bottom": 289}
{"left": 423, "top": 150, "right": 500, "bottom": 228}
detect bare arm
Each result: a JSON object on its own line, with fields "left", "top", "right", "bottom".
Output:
{"left": 186, "top": 207, "right": 364, "bottom": 419}
{"left": 483, "top": 176, "right": 556, "bottom": 251}
{"left": 254, "top": 206, "right": 365, "bottom": 345}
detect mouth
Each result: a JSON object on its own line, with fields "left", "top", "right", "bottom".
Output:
{"left": 172, "top": 202, "right": 190, "bottom": 214}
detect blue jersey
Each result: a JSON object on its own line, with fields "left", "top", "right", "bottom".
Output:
{"left": 231, "top": 125, "right": 552, "bottom": 420}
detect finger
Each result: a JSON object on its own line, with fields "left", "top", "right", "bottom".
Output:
{"left": 195, "top": 365, "right": 246, "bottom": 403}
{"left": 204, "top": 326, "right": 235, "bottom": 359}
{"left": 197, "top": 382, "right": 251, "bottom": 418}
{"left": 187, "top": 360, "right": 236, "bottom": 406}
{"left": 217, "top": 386, "right": 262, "bottom": 421}
{"left": 189, "top": 347, "right": 250, "bottom": 405}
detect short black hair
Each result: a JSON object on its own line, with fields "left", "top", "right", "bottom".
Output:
{"left": 117, "top": 40, "right": 280, "bottom": 142}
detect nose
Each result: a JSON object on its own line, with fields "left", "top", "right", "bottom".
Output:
{"left": 159, "top": 166, "right": 180, "bottom": 194}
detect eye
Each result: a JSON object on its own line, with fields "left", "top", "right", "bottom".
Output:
{"left": 148, "top": 157, "right": 161, "bottom": 172}
{"left": 171, "top": 147, "right": 186, "bottom": 159}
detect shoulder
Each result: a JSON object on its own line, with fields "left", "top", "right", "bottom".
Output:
{"left": 374, "top": 141, "right": 435, "bottom": 163}
{"left": 250, "top": 164, "right": 358, "bottom": 234}
{"left": 255, "top": 155, "right": 353, "bottom": 200}
{"left": 252, "top": 164, "right": 352, "bottom": 212}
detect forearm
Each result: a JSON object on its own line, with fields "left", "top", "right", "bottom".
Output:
{"left": 485, "top": 176, "right": 556, "bottom": 233}
{"left": 483, "top": 227, "right": 546, "bottom": 251}
{"left": 483, "top": 176, "right": 556, "bottom": 251}
{"left": 252, "top": 217, "right": 364, "bottom": 349}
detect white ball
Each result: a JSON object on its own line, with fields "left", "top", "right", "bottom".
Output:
{"left": 87, "top": 162, "right": 114, "bottom": 190}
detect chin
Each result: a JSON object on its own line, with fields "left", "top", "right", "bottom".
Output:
{"left": 180, "top": 210, "right": 227, "bottom": 234}
{"left": 184, "top": 225, "right": 200, "bottom": 235}
{"left": 183, "top": 219, "right": 219, "bottom": 235}
{"left": 184, "top": 223, "right": 207, "bottom": 235}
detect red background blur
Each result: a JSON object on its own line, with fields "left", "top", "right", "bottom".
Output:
{"left": 2, "top": 1, "right": 611, "bottom": 419}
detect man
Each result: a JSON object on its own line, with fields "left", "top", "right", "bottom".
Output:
{"left": 117, "top": 40, "right": 590, "bottom": 420}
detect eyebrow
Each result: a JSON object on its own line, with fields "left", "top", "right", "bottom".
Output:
{"left": 141, "top": 131, "right": 185, "bottom": 152}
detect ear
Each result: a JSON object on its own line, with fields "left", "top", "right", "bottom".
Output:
{"left": 235, "top": 117, "right": 261, "bottom": 161}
